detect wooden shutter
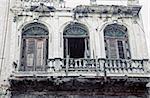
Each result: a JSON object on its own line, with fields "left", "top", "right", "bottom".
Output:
{"left": 36, "top": 39, "right": 44, "bottom": 66}
{"left": 35, "top": 39, "right": 46, "bottom": 71}
{"left": 107, "top": 39, "right": 117, "bottom": 59}
{"left": 26, "top": 38, "right": 35, "bottom": 67}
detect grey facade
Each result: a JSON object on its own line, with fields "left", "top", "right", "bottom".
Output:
{"left": 0, "top": 0, "right": 150, "bottom": 97}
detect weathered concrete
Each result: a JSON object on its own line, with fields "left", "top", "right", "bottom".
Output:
{"left": 8, "top": 76, "right": 148, "bottom": 96}
{"left": 0, "top": 93, "right": 147, "bottom": 98}
{"left": 0, "top": 0, "right": 149, "bottom": 97}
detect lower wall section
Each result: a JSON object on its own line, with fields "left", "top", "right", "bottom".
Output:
{"left": 9, "top": 92, "right": 147, "bottom": 98}
{"left": 0, "top": 92, "right": 147, "bottom": 98}
{"left": 9, "top": 76, "right": 149, "bottom": 96}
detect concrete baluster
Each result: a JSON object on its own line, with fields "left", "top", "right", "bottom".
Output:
{"left": 79, "top": 59, "right": 82, "bottom": 67}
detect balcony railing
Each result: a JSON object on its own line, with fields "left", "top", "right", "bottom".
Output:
{"left": 12, "top": 58, "right": 149, "bottom": 77}
{"left": 47, "top": 58, "right": 148, "bottom": 74}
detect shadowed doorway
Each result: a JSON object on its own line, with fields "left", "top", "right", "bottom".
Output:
{"left": 68, "top": 38, "right": 85, "bottom": 58}
{"left": 63, "top": 22, "right": 90, "bottom": 58}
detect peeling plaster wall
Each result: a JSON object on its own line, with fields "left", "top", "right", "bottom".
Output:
{"left": 0, "top": 0, "right": 149, "bottom": 86}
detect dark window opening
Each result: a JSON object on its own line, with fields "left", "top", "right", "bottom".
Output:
{"left": 68, "top": 38, "right": 85, "bottom": 58}
{"left": 63, "top": 22, "right": 90, "bottom": 59}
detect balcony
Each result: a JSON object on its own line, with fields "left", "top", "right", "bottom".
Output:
{"left": 10, "top": 58, "right": 149, "bottom": 78}
{"left": 9, "top": 58, "right": 150, "bottom": 93}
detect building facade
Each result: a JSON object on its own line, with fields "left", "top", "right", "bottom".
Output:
{"left": 0, "top": 0, "right": 150, "bottom": 97}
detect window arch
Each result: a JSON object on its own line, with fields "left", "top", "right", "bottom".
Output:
{"left": 63, "top": 22, "right": 88, "bottom": 37}
{"left": 63, "top": 22, "right": 90, "bottom": 58}
{"left": 22, "top": 22, "right": 49, "bottom": 36}
{"left": 104, "top": 23, "right": 130, "bottom": 59}
{"left": 20, "top": 22, "right": 49, "bottom": 71}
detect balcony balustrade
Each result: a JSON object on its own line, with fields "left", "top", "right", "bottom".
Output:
{"left": 47, "top": 58, "right": 147, "bottom": 74}
{"left": 11, "top": 58, "right": 149, "bottom": 78}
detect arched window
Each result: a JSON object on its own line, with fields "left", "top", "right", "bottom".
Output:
{"left": 21, "top": 22, "right": 49, "bottom": 71}
{"left": 104, "top": 24, "right": 130, "bottom": 59}
{"left": 63, "top": 22, "right": 90, "bottom": 58}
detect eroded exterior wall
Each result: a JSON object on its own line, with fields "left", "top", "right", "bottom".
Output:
{"left": 0, "top": 0, "right": 149, "bottom": 90}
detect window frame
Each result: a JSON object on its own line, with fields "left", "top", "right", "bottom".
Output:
{"left": 63, "top": 22, "right": 90, "bottom": 58}
{"left": 104, "top": 24, "right": 130, "bottom": 59}
{"left": 20, "top": 22, "right": 49, "bottom": 71}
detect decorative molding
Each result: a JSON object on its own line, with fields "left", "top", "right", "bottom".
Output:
{"left": 30, "top": 3, "right": 56, "bottom": 12}
{"left": 73, "top": 5, "right": 141, "bottom": 16}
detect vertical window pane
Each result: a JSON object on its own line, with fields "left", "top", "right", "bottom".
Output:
{"left": 117, "top": 41, "right": 125, "bottom": 59}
